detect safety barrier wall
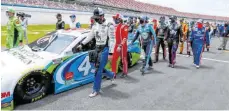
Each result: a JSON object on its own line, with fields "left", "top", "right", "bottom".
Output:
{"left": 1, "top": 4, "right": 116, "bottom": 25}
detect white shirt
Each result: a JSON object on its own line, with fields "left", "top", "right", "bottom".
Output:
{"left": 82, "top": 21, "right": 115, "bottom": 47}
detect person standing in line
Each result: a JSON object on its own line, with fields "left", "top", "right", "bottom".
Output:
{"left": 5, "top": 7, "right": 24, "bottom": 49}
{"left": 111, "top": 14, "right": 129, "bottom": 78}
{"left": 56, "top": 13, "right": 65, "bottom": 30}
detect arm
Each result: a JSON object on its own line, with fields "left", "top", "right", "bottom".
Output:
{"left": 131, "top": 29, "right": 140, "bottom": 43}
{"left": 205, "top": 30, "right": 210, "bottom": 45}
{"left": 149, "top": 25, "right": 157, "bottom": 45}
{"left": 121, "top": 25, "right": 129, "bottom": 45}
{"left": 164, "top": 27, "right": 169, "bottom": 41}
{"left": 14, "top": 18, "right": 24, "bottom": 43}
{"left": 76, "top": 22, "right": 81, "bottom": 28}
{"left": 81, "top": 27, "right": 94, "bottom": 45}
{"left": 61, "top": 21, "right": 65, "bottom": 29}
{"left": 189, "top": 28, "right": 194, "bottom": 42}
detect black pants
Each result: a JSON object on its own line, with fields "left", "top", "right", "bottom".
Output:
{"left": 167, "top": 40, "right": 178, "bottom": 64}
{"left": 155, "top": 38, "right": 166, "bottom": 60}
{"left": 143, "top": 42, "right": 153, "bottom": 67}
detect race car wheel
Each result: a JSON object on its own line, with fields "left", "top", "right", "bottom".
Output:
{"left": 14, "top": 71, "right": 51, "bottom": 104}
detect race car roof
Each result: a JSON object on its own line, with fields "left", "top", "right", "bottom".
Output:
{"left": 57, "top": 29, "right": 90, "bottom": 37}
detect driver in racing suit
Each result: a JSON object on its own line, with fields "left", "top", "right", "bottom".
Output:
{"left": 179, "top": 18, "right": 191, "bottom": 55}
{"left": 154, "top": 16, "right": 168, "bottom": 63}
{"left": 131, "top": 16, "right": 157, "bottom": 74}
{"left": 164, "top": 16, "right": 181, "bottom": 68}
{"left": 111, "top": 14, "right": 129, "bottom": 78}
{"left": 78, "top": 7, "right": 115, "bottom": 98}
{"left": 189, "top": 19, "right": 210, "bottom": 69}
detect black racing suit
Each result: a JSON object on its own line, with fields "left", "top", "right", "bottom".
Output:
{"left": 56, "top": 20, "right": 65, "bottom": 30}
{"left": 155, "top": 24, "right": 168, "bottom": 61}
{"left": 165, "top": 22, "right": 181, "bottom": 65}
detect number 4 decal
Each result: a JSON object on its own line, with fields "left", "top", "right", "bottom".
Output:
{"left": 78, "top": 56, "right": 91, "bottom": 76}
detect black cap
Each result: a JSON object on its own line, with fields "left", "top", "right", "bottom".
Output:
{"left": 56, "top": 13, "right": 62, "bottom": 17}
{"left": 92, "top": 7, "right": 104, "bottom": 18}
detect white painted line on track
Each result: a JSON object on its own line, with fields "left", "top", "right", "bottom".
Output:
{"left": 177, "top": 53, "right": 229, "bottom": 64}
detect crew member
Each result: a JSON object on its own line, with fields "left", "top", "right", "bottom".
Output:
{"left": 6, "top": 7, "right": 24, "bottom": 49}
{"left": 189, "top": 19, "right": 209, "bottom": 69}
{"left": 112, "top": 14, "right": 129, "bottom": 78}
{"left": 131, "top": 16, "right": 157, "bottom": 74}
{"left": 154, "top": 16, "right": 168, "bottom": 63}
{"left": 78, "top": 7, "right": 115, "bottom": 97}
{"left": 56, "top": 13, "right": 65, "bottom": 30}
{"left": 165, "top": 16, "right": 181, "bottom": 68}
{"left": 179, "top": 18, "right": 190, "bottom": 55}
{"left": 69, "top": 14, "right": 81, "bottom": 29}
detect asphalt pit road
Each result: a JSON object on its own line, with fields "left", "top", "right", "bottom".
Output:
{"left": 174, "top": 65, "right": 190, "bottom": 70}
{"left": 100, "top": 84, "right": 130, "bottom": 100}
{"left": 200, "top": 65, "right": 215, "bottom": 69}
{"left": 121, "top": 75, "right": 140, "bottom": 84}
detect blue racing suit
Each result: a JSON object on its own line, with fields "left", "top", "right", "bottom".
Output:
{"left": 81, "top": 21, "right": 114, "bottom": 93}
{"left": 190, "top": 26, "right": 209, "bottom": 66}
{"left": 131, "top": 23, "right": 157, "bottom": 67}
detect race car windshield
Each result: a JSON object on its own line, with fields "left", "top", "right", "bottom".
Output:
{"left": 44, "top": 34, "right": 75, "bottom": 54}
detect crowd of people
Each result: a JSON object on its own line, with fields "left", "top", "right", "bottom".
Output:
{"left": 52, "top": 7, "right": 229, "bottom": 97}
{"left": 4, "top": 1, "right": 229, "bottom": 98}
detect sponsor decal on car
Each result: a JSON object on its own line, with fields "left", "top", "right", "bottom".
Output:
{"left": 1, "top": 92, "right": 10, "bottom": 98}
{"left": 1, "top": 102, "right": 11, "bottom": 108}
{"left": 8, "top": 46, "right": 43, "bottom": 64}
{"left": 31, "top": 92, "right": 45, "bottom": 102}
{"left": 64, "top": 72, "right": 74, "bottom": 85}
{"left": 52, "top": 58, "right": 63, "bottom": 64}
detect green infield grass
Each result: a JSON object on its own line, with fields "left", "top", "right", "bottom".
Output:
{"left": 1, "top": 24, "right": 89, "bottom": 47}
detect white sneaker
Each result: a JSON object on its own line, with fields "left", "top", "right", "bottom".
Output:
{"left": 89, "top": 92, "right": 98, "bottom": 98}
{"left": 111, "top": 78, "right": 115, "bottom": 84}
{"left": 196, "top": 65, "right": 200, "bottom": 69}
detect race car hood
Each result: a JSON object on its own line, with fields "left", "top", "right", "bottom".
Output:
{"left": 1, "top": 46, "right": 58, "bottom": 77}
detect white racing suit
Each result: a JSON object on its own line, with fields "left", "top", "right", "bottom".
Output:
{"left": 81, "top": 21, "right": 115, "bottom": 93}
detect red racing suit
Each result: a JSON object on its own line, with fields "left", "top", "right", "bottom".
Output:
{"left": 112, "top": 23, "right": 129, "bottom": 75}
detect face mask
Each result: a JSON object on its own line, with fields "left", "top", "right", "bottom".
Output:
{"left": 114, "top": 19, "right": 121, "bottom": 24}
{"left": 71, "top": 17, "right": 75, "bottom": 22}
{"left": 197, "top": 23, "right": 203, "bottom": 28}
{"left": 140, "top": 20, "right": 144, "bottom": 24}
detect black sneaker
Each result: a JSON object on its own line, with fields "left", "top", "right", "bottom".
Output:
{"left": 207, "top": 48, "right": 209, "bottom": 52}
{"left": 218, "top": 48, "right": 222, "bottom": 50}
{"left": 120, "top": 74, "right": 127, "bottom": 78}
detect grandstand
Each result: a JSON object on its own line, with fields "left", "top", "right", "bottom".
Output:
{"left": 1, "top": 0, "right": 229, "bottom": 21}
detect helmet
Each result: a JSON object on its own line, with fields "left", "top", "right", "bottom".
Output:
{"left": 92, "top": 7, "right": 104, "bottom": 19}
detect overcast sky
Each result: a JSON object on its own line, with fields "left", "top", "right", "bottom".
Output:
{"left": 136, "top": 0, "right": 229, "bottom": 17}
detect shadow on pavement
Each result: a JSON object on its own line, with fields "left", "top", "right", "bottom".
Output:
{"left": 200, "top": 65, "right": 214, "bottom": 69}
{"left": 174, "top": 65, "right": 190, "bottom": 70}
{"left": 100, "top": 84, "right": 130, "bottom": 100}
{"left": 122, "top": 75, "right": 140, "bottom": 83}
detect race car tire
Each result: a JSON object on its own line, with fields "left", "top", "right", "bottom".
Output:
{"left": 14, "top": 70, "right": 51, "bottom": 104}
